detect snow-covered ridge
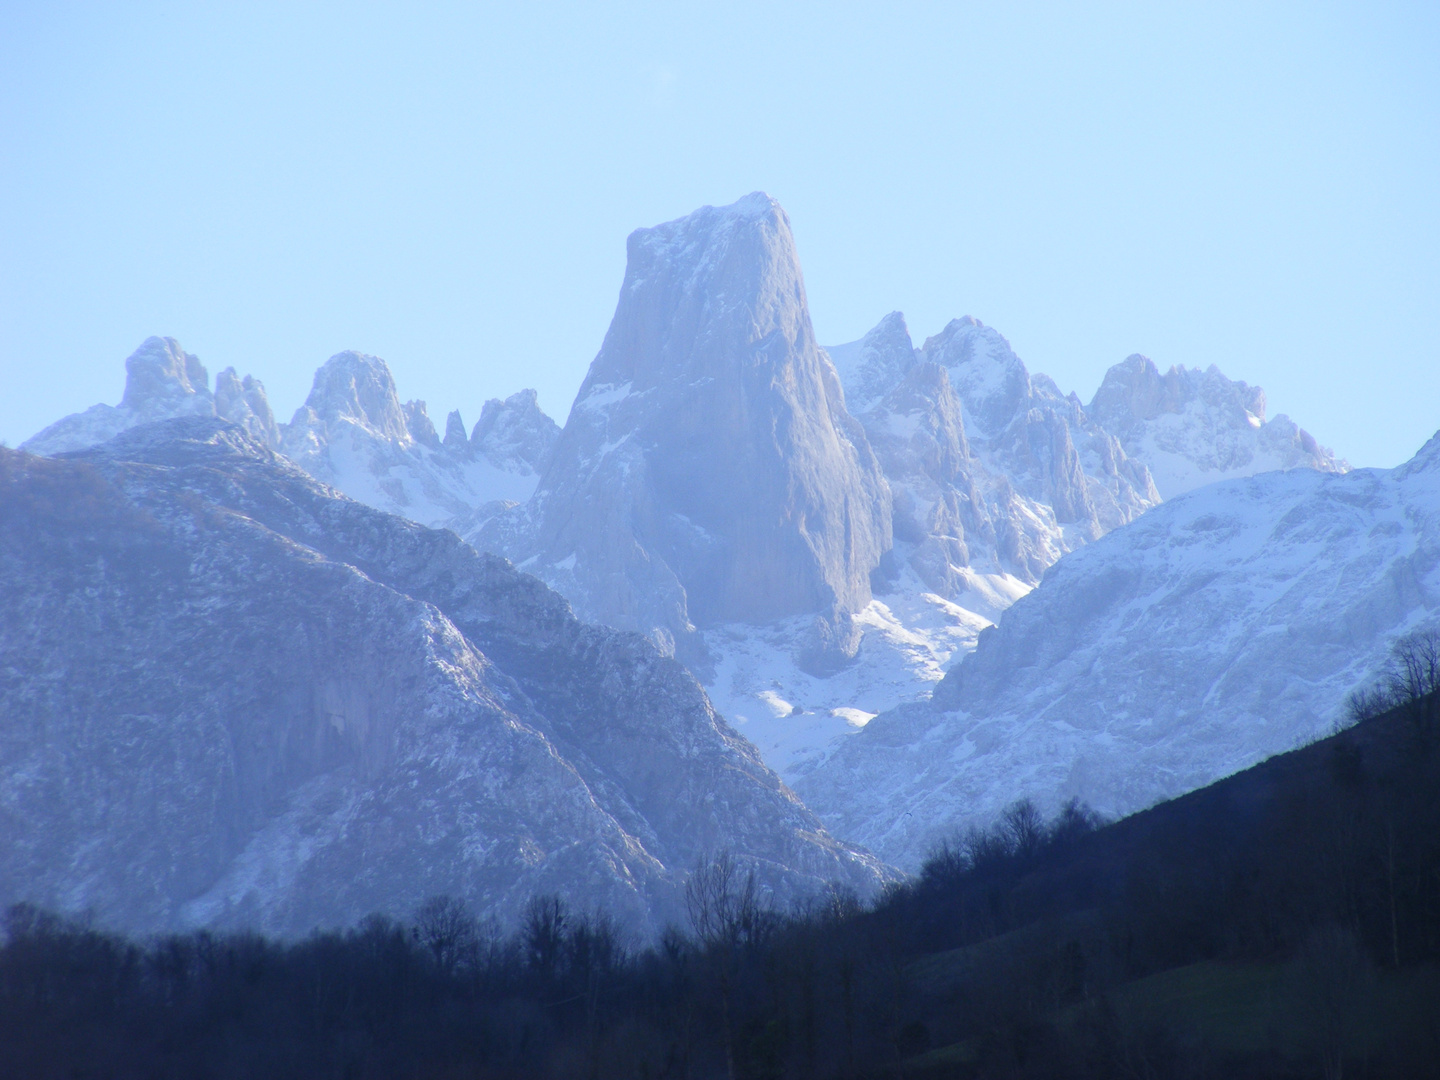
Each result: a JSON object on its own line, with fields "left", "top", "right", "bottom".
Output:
{"left": 22, "top": 339, "right": 560, "bottom": 529}
{"left": 797, "top": 428, "right": 1440, "bottom": 868}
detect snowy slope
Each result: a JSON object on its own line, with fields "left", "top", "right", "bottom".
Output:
{"left": 282, "top": 352, "right": 557, "bottom": 527}
{"left": 796, "top": 430, "right": 1440, "bottom": 868}
{"left": 701, "top": 564, "right": 1024, "bottom": 776}
{"left": 1, "top": 418, "right": 887, "bottom": 934}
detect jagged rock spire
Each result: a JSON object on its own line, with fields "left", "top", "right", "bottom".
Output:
{"left": 515, "top": 193, "right": 892, "bottom": 647}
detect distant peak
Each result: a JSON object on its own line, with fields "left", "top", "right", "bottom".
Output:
{"left": 120, "top": 336, "right": 210, "bottom": 413}
{"left": 303, "top": 351, "right": 409, "bottom": 442}
{"left": 726, "top": 190, "right": 781, "bottom": 217}
{"left": 443, "top": 409, "right": 469, "bottom": 452}
{"left": 921, "top": 315, "right": 1020, "bottom": 367}
{"left": 868, "top": 310, "right": 911, "bottom": 340}
{"left": 628, "top": 192, "right": 792, "bottom": 264}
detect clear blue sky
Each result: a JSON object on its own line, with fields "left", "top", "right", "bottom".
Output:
{"left": 2, "top": 1, "right": 1436, "bottom": 466}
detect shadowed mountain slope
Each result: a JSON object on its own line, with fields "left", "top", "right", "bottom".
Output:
{"left": 0, "top": 417, "right": 887, "bottom": 936}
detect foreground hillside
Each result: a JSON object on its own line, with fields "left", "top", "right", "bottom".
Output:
{"left": 4, "top": 666, "right": 1436, "bottom": 1079}
{"left": 0, "top": 418, "right": 885, "bottom": 935}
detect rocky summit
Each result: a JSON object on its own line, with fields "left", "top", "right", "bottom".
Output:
{"left": 474, "top": 193, "right": 891, "bottom": 664}
{"left": 282, "top": 351, "right": 559, "bottom": 526}
{"left": 831, "top": 311, "right": 1160, "bottom": 594}
{"left": 0, "top": 417, "right": 887, "bottom": 936}
{"left": 22, "top": 336, "right": 281, "bottom": 455}
{"left": 1087, "top": 353, "right": 1347, "bottom": 497}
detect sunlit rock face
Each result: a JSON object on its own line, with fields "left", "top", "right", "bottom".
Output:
{"left": 1087, "top": 353, "right": 1348, "bottom": 498}
{"left": 478, "top": 193, "right": 891, "bottom": 655}
{"left": 0, "top": 417, "right": 889, "bottom": 936}
{"left": 830, "top": 313, "right": 1159, "bottom": 594}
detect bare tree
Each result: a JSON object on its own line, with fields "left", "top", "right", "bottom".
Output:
{"left": 411, "top": 895, "right": 480, "bottom": 977}
{"left": 1347, "top": 629, "right": 1440, "bottom": 741}
{"left": 1389, "top": 630, "right": 1440, "bottom": 738}
{"left": 522, "top": 894, "right": 568, "bottom": 983}
{"left": 1003, "top": 798, "right": 1047, "bottom": 861}
{"left": 685, "top": 850, "right": 760, "bottom": 950}
{"left": 685, "top": 851, "right": 761, "bottom": 1080}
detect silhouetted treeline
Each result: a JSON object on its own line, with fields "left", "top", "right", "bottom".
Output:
{"left": 4, "top": 648, "right": 1439, "bottom": 1078}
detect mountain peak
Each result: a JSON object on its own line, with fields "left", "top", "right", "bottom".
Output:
{"left": 1087, "top": 353, "right": 1343, "bottom": 497}
{"left": 826, "top": 310, "right": 917, "bottom": 415}
{"left": 119, "top": 336, "right": 211, "bottom": 416}
{"left": 443, "top": 409, "right": 469, "bottom": 453}
{"left": 21, "top": 336, "right": 267, "bottom": 457}
{"left": 300, "top": 351, "right": 409, "bottom": 442}
{"left": 213, "top": 367, "right": 280, "bottom": 447}
{"left": 502, "top": 194, "right": 892, "bottom": 646}
{"left": 920, "top": 317, "right": 1031, "bottom": 441}
{"left": 471, "top": 389, "right": 558, "bottom": 473}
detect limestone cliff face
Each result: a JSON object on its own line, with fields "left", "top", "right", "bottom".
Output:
{"left": 0, "top": 417, "right": 888, "bottom": 936}
{"left": 831, "top": 314, "right": 1159, "bottom": 590}
{"left": 486, "top": 193, "right": 891, "bottom": 648}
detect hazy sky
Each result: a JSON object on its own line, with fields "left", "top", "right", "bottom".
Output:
{"left": 2, "top": 1, "right": 1436, "bottom": 467}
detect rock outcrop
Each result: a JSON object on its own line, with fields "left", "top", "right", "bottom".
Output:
{"left": 1087, "top": 353, "right": 1348, "bottom": 497}
{"left": 471, "top": 388, "right": 560, "bottom": 474}
{"left": 0, "top": 417, "right": 888, "bottom": 936}
{"left": 22, "top": 337, "right": 276, "bottom": 456}
{"left": 279, "top": 350, "right": 528, "bottom": 524}
{"left": 829, "top": 312, "right": 1159, "bottom": 593}
{"left": 475, "top": 193, "right": 892, "bottom": 661}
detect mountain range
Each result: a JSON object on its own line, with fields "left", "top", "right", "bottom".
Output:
{"left": 0, "top": 418, "right": 884, "bottom": 935}
{"left": 11, "top": 192, "right": 1412, "bottom": 930}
